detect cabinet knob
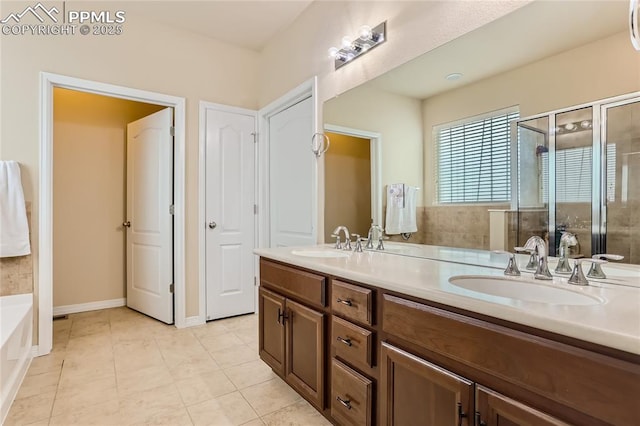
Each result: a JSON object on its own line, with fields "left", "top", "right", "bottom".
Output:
{"left": 336, "top": 298, "right": 352, "bottom": 307}
{"left": 336, "top": 396, "right": 352, "bottom": 410}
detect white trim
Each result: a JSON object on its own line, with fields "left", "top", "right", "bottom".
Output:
{"left": 31, "top": 346, "right": 39, "bottom": 357}
{"left": 52, "top": 298, "right": 126, "bottom": 316}
{"left": 257, "top": 77, "right": 318, "bottom": 249}
{"left": 198, "top": 101, "right": 258, "bottom": 325}
{"left": 324, "top": 124, "right": 383, "bottom": 227}
{"left": 39, "top": 72, "right": 187, "bottom": 355}
{"left": 184, "top": 316, "right": 205, "bottom": 328}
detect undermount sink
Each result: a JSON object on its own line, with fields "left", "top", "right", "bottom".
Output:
{"left": 291, "top": 250, "right": 350, "bottom": 258}
{"left": 448, "top": 275, "right": 604, "bottom": 306}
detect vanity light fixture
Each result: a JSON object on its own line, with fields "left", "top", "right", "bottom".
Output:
{"left": 328, "top": 22, "right": 386, "bottom": 70}
{"left": 554, "top": 119, "right": 593, "bottom": 134}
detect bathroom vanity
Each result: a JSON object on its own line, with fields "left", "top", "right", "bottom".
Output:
{"left": 255, "top": 245, "right": 640, "bottom": 426}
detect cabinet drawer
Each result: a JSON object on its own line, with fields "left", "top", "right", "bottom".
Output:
{"left": 260, "top": 259, "right": 326, "bottom": 308}
{"left": 332, "top": 316, "right": 373, "bottom": 368}
{"left": 331, "top": 358, "right": 372, "bottom": 426}
{"left": 331, "top": 280, "right": 372, "bottom": 325}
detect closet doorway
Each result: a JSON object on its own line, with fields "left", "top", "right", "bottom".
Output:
{"left": 323, "top": 125, "right": 382, "bottom": 242}
{"left": 53, "top": 88, "right": 174, "bottom": 322}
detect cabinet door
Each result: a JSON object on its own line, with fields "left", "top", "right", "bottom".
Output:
{"left": 380, "top": 342, "right": 473, "bottom": 426}
{"left": 476, "top": 386, "right": 570, "bottom": 426}
{"left": 259, "top": 287, "right": 286, "bottom": 376}
{"left": 286, "top": 299, "right": 325, "bottom": 409}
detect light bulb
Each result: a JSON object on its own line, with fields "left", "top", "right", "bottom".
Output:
{"left": 359, "top": 25, "right": 373, "bottom": 40}
{"left": 328, "top": 47, "right": 339, "bottom": 58}
{"left": 564, "top": 122, "right": 577, "bottom": 131}
{"left": 345, "top": 52, "right": 355, "bottom": 61}
{"left": 580, "top": 120, "right": 592, "bottom": 129}
{"left": 341, "top": 36, "right": 352, "bottom": 49}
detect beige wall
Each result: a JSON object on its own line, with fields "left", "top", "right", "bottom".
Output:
{"left": 324, "top": 133, "right": 371, "bottom": 241}
{"left": 422, "top": 31, "right": 640, "bottom": 204}
{"left": 324, "top": 84, "right": 423, "bottom": 206}
{"left": 52, "top": 88, "right": 164, "bottom": 308}
{"left": 0, "top": 7, "right": 259, "bottom": 322}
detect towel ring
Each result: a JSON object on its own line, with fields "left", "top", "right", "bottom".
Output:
{"left": 311, "top": 133, "right": 330, "bottom": 157}
{"left": 401, "top": 233, "right": 412, "bottom": 240}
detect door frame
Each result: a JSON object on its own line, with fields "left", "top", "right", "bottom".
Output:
{"left": 38, "top": 72, "right": 187, "bottom": 356}
{"left": 257, "top": 77, "right": 319, "bottom": 249}
{"left": 324, "top": 124, "right": 383, "bottom": 227}
{"left": 198, "top": 101, "right": 258, "bottom": 324}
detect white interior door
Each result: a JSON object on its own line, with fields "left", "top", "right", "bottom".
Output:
{"left": 125, "top": 108, "right": 174, "bottom": 324}
{"left": 205, "top": 108, "right": 256, "bottom": 320}
{"left": 269, "top": 97, "right": 316, "bottom": 247}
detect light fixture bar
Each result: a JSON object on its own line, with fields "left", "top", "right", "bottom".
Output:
{"left": 329, "top": 22, "right": 386, "bottom": 70}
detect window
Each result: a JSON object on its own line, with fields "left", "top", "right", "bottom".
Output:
{"left": 435, "top": 108, "right": 519, "bottom": 204}
{"left": 539, "top": 144, "right": 616, "bottom": 203}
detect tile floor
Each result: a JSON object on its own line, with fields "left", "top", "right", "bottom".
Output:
{"left": 5, "top": 307, "right": 332, "bottom": 426}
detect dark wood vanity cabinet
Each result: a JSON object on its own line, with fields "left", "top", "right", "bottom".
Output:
{"left": 258, "top": 258, "right": 640, "bottom": 426}
{"left": 258, "top": 260, "right": 326, "bottom": 410}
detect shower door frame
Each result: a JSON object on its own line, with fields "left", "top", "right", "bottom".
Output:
{"left": 514, "top": 91, "right": 640, "bottom": 257}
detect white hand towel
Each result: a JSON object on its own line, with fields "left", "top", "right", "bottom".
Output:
{"left": 0, "top": 161, "right": 31, "bottom": 257}
{"left": 385, "top": 184, "right": 418, "bottom": 235}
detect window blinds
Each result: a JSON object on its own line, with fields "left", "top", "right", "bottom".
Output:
{"left": 436, "top": 110, "right": 519, "bottom": 203}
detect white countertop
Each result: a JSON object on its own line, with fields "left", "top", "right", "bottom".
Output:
{"left": 254, "top": 244, "right": 640, "bottom": 356}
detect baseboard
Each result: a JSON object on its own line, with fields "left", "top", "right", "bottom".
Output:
{"left": 31, "top": 345, "right": 39, "bottom": 357}
{"left": 53, "top": 298, "right": 126, "bottom": 316}
{"left": 184, "top": 315, "right": 205, "bottom": 327}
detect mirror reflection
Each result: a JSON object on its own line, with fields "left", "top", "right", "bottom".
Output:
{"left": 323, "top": 0, "right": 640, "bottom": 264}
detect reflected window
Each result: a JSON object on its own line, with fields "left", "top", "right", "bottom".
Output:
{"left": 435, "top": 107, "right": 519, "bottom": 204}
{"left": 539, "top": 144, "right": 616, "bottom": 203}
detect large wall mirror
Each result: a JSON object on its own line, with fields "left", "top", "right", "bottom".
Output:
{"left": 323, "top": 0, "right": 640, "bottom": 264}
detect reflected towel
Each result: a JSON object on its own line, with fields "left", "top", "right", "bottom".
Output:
{"left": 0, "top": 161, "right": 31, "bottom": 257}
{"left": 385, "top": 184, "right": 418, "bottom": 235}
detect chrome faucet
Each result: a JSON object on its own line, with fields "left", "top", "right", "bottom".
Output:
{"left": 555, "top": 232, "right": 578, "bottom": 275}
{"left": 523, "top": 236, "right": 553, "bottom": 280}
{"left": 331, "top": 226, "right": 351, "bottom": 250}
{"left": 587, "top": 254, "right": 624, "bottom": 279}
{"left": 493, "top": 250, "right": 521, "bottom": 276}
{"left": 568, "top": 258, "right": 608, "bottom": 286}
{"left": 366, "top": 224, "right": 383, "bottom": 250}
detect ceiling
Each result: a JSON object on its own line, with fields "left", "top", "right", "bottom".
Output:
{"left": 369, "top": 0, "right": 630, "bottom": 99}
{"left": 113, "top": 1, "right": 314, "bottom": 51}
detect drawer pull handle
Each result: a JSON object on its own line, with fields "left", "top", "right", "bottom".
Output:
{"left": 336, "top": 396, "right": 352, "bottom": 410}
{"left": 337, "top": 298, "right": 353, "bottom": 306}
{"left": 336, "top": 336, "right": 352, "bottom": 347}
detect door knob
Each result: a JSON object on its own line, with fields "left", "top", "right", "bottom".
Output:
{"left": 208, "top": 221, "right": 217, "bottom": 229}
{"left": 123, "top": 221, "right": 131, "bottom": 228}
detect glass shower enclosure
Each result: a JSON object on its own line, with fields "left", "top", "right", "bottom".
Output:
{"left": 515, "top": 93, "right": 640, "bottom": 264}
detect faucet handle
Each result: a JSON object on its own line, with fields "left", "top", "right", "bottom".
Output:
{"left": 587, "top": 254, "right": 622, "bottom": 279}
{"left": 515, "top": 247, "right": 538, "bottom": 270}
{"left": 493, "top": 251, "right": 521, "bottom": 276}
{"left": 351, "top": 234, "right": 363, "bottom": 252}
{"left": 330, "top": 234, "right": 341, "bottom": 249}
{"left": 376, "top": 236, "right": 389, "bottom": 251}
{"left": 568, "top": 258, "right": 607, "bottom": 286}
